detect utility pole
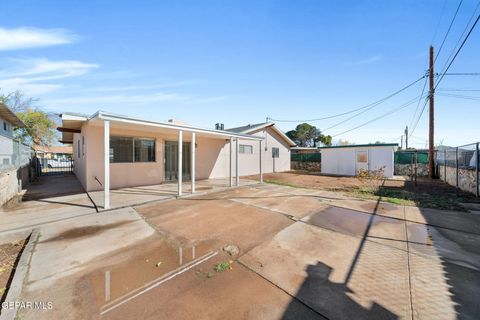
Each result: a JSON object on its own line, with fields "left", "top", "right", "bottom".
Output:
{"left": 428, "top": 46, "right": 435, "bottom": 178}
{"left": 404, "top": 126, "right": 409, "bottom": 149}
{"left": 401, "top": 135, "right": 404, "bottom": 149}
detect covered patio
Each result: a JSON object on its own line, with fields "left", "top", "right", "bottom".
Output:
{"left": 60, "top": 111, "right": 265, "bottom": 210}
{"left": 88, "top": 178, "right": 258, "bottom": 211}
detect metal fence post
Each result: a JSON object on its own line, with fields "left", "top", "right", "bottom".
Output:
{"left": 455, "top": 147, "right": 459, "bottom": 189}
{"left": 444, "top": 149, "right": 447, "bottom": 182}
{"left": 476, "top": 142, "right": 479, "bottom": 197}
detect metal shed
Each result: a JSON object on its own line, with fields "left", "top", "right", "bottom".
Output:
{"left": 319, "top": 143, "right": 398, "bottom": 178}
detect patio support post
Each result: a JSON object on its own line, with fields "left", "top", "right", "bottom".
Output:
{"left": 229, "top": 137, "right": 233, "bottom": 187}
{"left": 236, "top": 138, "right": 239, "bottom": 187}
{"left": 178, "top": 130, "right": 183, "bottom": 196}
{"left": 104, "top": 120, "right": 110, "bottom": 209}
{"left": 259, "top": 140, "right": 263, "bottom": 183}
{"left": 191, "top": 132, "right": 196, "bottom": 193}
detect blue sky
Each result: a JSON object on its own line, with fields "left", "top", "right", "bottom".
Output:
{"left": 0, "top": 0, "right": 478, "bottom": 146}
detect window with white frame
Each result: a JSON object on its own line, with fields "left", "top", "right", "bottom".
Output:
{"left": 110, "top": 136, "right": 156, "bottom": 163}
{"left": 239, "top": 144, "right": 253, "bottom": 154}
{"left": 272, "top": 147, "right": 279, "bottom": 158}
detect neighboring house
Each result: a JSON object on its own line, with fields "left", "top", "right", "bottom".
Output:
{"left": 320, "top": 143, "right": 399, "bottom": 178}
{"left": 0, "top": 102, "right": 25, "bottom": 167}
{"left": 58, "top": 112, "right": 294, "bottom": 209}
{"left": 34, "top": 145, "right": 73, "bottom": 160}
{"left": 225, "top": 122, "right": 296, "bottom": 173}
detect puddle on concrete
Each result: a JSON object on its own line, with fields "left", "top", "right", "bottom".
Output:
{"left": 42, "top": 221, "right": 133, "bottom": 242}
{"left": 307, "top": 206, "right": 402, "bottom": 237}
{"left": 86, "top": 238, "right": 216, "bottom": 308}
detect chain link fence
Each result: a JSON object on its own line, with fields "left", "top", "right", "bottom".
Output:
{"left": 394, "top": 150, "right": 430, "bottom": 177}
{"left": 435, "top": 142, "right": 479, "bottom": 197}
{"left": 0, "top": 141, "right": 34, "bottom": 173}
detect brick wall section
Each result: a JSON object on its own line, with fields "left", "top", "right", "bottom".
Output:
{"left": 438, "top": 164, "right": 478, "bottom": 195}
{"left": 291, "top": 161, "right": 321, "bottom": 172}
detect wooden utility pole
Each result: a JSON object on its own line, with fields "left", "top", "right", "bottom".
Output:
{"left": 404, "top": 126, "right": 409, "bottom": 149}
{"left": 428, "top": 46, "right": 435, "bottom": 178}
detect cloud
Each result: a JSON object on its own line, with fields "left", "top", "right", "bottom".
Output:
{"left": 87, "top": 81, "right": 195, "bottom": 92}
{"left": 0, "top": 27, "right": 77, "bottom": 51}
{"left": 345, "top": 54, "right": 383, "bottom": 66}
{"left": 0, "top": 58, "right": 98, "bottom": 95}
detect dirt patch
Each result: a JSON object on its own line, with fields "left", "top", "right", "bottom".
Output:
{"left": 0, "top": 239, "right": 27, "bottom": 303}
{"left": 249, "top": 172, "right": 479, "bottom": 211}
{"left": 42, "top": 221, "right": 133, "bottom": 242}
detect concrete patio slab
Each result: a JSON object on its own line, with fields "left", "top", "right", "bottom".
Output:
{"left": 239, "top": 222, "right": 411, "bottom": 320}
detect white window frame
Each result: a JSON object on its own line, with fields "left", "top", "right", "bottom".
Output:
{"left": 239, "top": 144, "right": 253, "bottom": 154}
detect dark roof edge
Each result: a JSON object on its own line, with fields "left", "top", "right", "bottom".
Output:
{"left": 318, "top": 143, "right": 399, "bottom": 149}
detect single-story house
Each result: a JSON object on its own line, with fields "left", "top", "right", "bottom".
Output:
{"left": 58, "top": 111, "right": 295, "bottom": 209}
{"left": 0, "top": 102, "right": 25, "bottom": 167}
{"left": 34, "top": 145, "right": 73, "bottom": 160}
{"left": 320, "top": 143, "right": 399, "bottom": 178}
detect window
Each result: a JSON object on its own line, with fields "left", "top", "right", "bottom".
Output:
{"left": 272, "top": 147, "right": 279, "bottom": 158}
{"left": 77, "top": 140, "right": 81, "bottom": 158}
{"left": 239, "top": 144, "right": 253, "bottom": 154}
{"left": 82, "top": 136, "right": 85, "bottom": 157}
{"left": 110, "top": 136, "right": 156, "bottom": 163}
{"left": 134, "top": 138, "right": 156, "bottom": 162}
{"left": 3, "top": 122, "right": 6, "bottom": 131}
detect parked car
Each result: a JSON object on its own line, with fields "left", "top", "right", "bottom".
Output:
{"left": 47, "top": 159, "right": 71, "bottom": 168}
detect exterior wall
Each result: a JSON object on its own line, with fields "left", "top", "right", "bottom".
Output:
{"left": 0, "top": 168, "right": 19, "bottom": 207}
{"left": 321, "top": 146, "right": 395, "bottom": 178}
{"left": 0, "top": 116, "right": 14, "bottom": 166}
{"left": 74, "top": 122, "right": 291, "bottom": 192}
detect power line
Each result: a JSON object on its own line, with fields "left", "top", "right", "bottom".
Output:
{"left": 432, "top": 0, "right": 448, "bottom": 45}
{"left": 409, "top": 96, "right": 429, "bottom": 137}
{"left": 435, "top": 0, "right": 464, "bottom": 64}
{"left": 437, "top": 92, "right": 480, "bottom": 100}
{"left": 435, "top": 5, "right": 480, "bottom": 89}
{"left": 409, "top": 74, "right": 428, "bottom": 130}
{"left": 331, "top": 95, "right": 424, "bottom": 138}
{"left": 268, "top": 76, "right": 425, "bottom": 123}
{"left": 437, "top": 88, "right": 480, "bottom": 91}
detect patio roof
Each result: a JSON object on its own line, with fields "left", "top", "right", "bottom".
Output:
{"left": 59, "top": 111, "right": 264, "bottom": 143}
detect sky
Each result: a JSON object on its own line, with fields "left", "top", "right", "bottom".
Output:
{"left": 0, "top": 0, "right": 479, "bottom": 147}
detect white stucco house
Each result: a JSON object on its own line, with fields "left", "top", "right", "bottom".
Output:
{"left": 0, "top": 102, "right": 25, "bottom": 168}
{"left": 320, "top": 143, "right": 399, "bottom": 178}
{"left": 59, "top": 111, "right": 295, "bottom": 209}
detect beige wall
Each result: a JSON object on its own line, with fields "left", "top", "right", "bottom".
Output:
{"left": 73, "top": 122, "right": 291, "bottom": 191}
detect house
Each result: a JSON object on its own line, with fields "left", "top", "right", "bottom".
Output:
{"left": 0, "top": 102, "right": 25, "bottom": 167}
{"left": 225, "top": 122, "right": 296, "bottom": 173}
{"left": 319, "top": 143, "right": 398, "bottom": 178}
{"left": 58, "top": 112, "right": 295, "bottom": 209}
{"left": 34, "top": 145, "right": 73, "bottom": 160}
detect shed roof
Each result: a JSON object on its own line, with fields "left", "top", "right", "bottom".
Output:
{"left": 318, "top": 143, "right": 398, "bottom": 150}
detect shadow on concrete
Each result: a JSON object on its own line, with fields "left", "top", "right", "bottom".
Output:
{"left": 22, "top": 174, "right": 86, "bottom": 201}
{"left": 282, "top": 261, "right": 398, "bottom": 320}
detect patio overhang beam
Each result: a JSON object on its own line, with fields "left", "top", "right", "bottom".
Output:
{"left": 97, "top": 112, "right": 263, "bottom": 141}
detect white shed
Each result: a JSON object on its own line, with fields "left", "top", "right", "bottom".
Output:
{"left": 320, "top": 143, "right": 398, "bottom": 178}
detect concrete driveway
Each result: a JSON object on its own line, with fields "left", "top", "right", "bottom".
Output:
{"left": 9, "top": 182, "right": 480, "bottom": 319}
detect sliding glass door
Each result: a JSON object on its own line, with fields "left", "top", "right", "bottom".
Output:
{"left": 164, "top": 141, "right": 191, "bottom": 181}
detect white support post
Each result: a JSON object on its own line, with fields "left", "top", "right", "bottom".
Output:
{"left": 229, "top": 137, "right": 233, "bottom": 187}
{"left": 191, "top": 132, "right": 196, "bottom": 193}
{"left": 104, "top": 120, "right": 110, "bottom": 209}
{"left": 235, "top": 138, "right": 239, "bottom": 187}
{"left": 259, "top": 140, "right": 263, "bottom": 183}
{"left": 178, "top": 130, "right": 183, "bottom": 196}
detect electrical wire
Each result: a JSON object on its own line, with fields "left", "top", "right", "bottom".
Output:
{"left": 437, "top": 92, "right": 480, "bottom": 100}
{"left": 435, "top": 4, "right": 480, "bottom": 89}
{"left": 409, "top": 96, "right": 429, "bottom": 138}
{"left": 434, "top": 0, "right": 464, "bottom": 64}
{"left": 268, "top": 76, "right": 425, "bottom": 123}
{"left": 331, "top": 95, "right": 424, "bottom": 138}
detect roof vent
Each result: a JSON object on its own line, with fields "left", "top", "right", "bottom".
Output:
{"left": 215, "top": 123, "right": 224, "bottom": 130}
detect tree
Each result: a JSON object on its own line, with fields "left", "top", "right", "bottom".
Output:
{"left": 1, "top": 91, "right": 57, "bottom": 146}
{"left": 286, "top": 123, "right": 332, "bottom": 147}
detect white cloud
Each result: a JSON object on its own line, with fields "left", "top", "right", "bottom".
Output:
{"left": 0, "top": 27, "right": 76, "bottom": 51}
{"left": 0, "top": 58, "right": 98, "bottom": 95}
{"left": 346, "top": 54, "right": 383, "bottom": 66}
